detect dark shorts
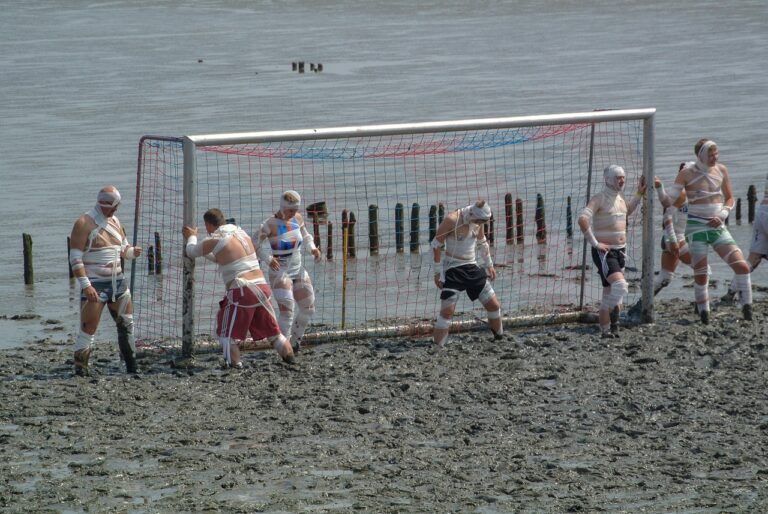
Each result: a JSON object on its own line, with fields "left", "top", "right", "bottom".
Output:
{"left": 591, "top": 247, "right": 625, "bottom": 287}
{"left": 216, "top": 284, "right": 281, "bottom": 342}
{"left": 441, "top": 264, "right": 488, "bottom": 301}
{"left": 82, "top": 278, "right": 129, "bottom": 303}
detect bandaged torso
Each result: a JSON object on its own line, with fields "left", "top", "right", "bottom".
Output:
{"left": 258, "top": 215, "right": 312, "bottom": 278}
{"left": 208, "top": 225, "right": 263, "bottom": 287}
{"left": 82, "top": 207, "right": 127, "bottom": 280}
{"left": 684, "top": 164, "right": 725, "bottom": 220}
{"left": 590, "top": 191, "right": 628, "bottom": 248}
{"left": 443, "top": 213, "right": 482, "bottom": 271}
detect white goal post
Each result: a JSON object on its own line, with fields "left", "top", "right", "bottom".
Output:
{"left": 131, "top": 108, "right": 655, "bottom": 355}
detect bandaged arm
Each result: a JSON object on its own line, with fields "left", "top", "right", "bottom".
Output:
{"left": 255, "top": 223, "right": 274, "bottom": 264}
{"left": 476, "top": 237, "right": 494, "bottom": 269}
{"left": 185, "top": 235, "right": 207, "bottom": 259}
{"left": 69, "top": 248, "right": 92, "bottom": 289}
{"left": 663, "top": 206, "right": 677, "bottom": 243}
{"left": 578, "top": 206, "right": 600, "bottom": 248}
{"left": 299, "top": 222, "right": 318, "bottom": 253}
{"left": 430, "top": 233, "right": 446, "bottom": 282}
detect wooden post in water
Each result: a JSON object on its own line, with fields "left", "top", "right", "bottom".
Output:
{"left": 748, "top": 185, "right": 757, "bottom": 223}
{"left": 307, "top": 202, "right": 327, "bottom": 252}
{"left": 535, "top": 194, "right": 547, "bottom": 244}
{"left": 395, "top": 203, "right": 404, "bottom": 253}
{"left": 735, "top": 198, "right": 742, "bottom": 224}
{"left": 428, "top": 205, "right": 437, "bottom": 242}
{"left": 515, "top": 198, "right": 524, "bottom": 244}
{"left": 23, "top": 233, "right": 33, "bottom": 284}
{"left": 326, "top": 222, "right": 333, "bottom": 260}
{"left": 438, "top": 203, "right": 445, "bottom": 225}
{"left": 67, "top": 237, "right": 74, "bottom": 279}
{"left": 147, "top": 245, "right": 155, "bottom": 275}
{"left": 368, "top": 205, "right": 379, "bottom": 256}
{"left": 410, "top": 203, "right": 420, "bottom": 253}
{"left": 298, "top": 61, "right": 305, "bottom": 73}
{"left": 505, "top": 193, "right": 513, "bottom": 243}
{"left": 566, "top": 196, "right": 573, "bottom": 238}
{"left": 292, "top": 62, "right": 297, "bottom": 71}
{"left": 154, "top": 231, "right": 162, "bottom": 274}
{"left": 341, "top": 220, "right": 349, "bottom": 329}
{"left": 348, "top": 211, "right": 356, "bottom": 258}
{"left": 487, "top": 214, "right": 495, "bottom": 247}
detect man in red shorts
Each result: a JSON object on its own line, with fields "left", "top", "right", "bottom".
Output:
{"left": 183, "top": 208, "right": 294, "bottom": 368}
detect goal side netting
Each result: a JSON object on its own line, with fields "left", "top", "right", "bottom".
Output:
{"left": 131, "top": 109, "right": 655, "bottom": 349}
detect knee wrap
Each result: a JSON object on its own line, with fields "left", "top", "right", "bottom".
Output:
{"left": 220, "top": 337, "right": 232, "bottom": 364}
{"left": 478, "top": 281, "right": 496, "bottom": 304}
{"left": 440, "top": 289, "right": 459, "bottom": 310}
{"left": 74, "top": 330, "right": 95, "bottom": 351}
{"left": 291, "top": 294, "right": 316, "bottom": 343}
{"left": 487, "top": 309, "right": 501, "bottom": 319}
{"left": 603, "top": 280, "right": 628, "bottom": 308}
{"left": 272, "top": 288, "right": 295, "bottom": 337}
{"left": 268, "top": 333, "right": 288, "bottom": 351}
{"left": 435, "top": 316, "right": 451, "bottom": 330}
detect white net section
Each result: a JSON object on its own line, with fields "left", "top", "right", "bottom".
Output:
{"left": 132, "top": 120, "right": 646, "bottom": 345}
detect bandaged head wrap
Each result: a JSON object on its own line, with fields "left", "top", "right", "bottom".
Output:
{"left": 97, "top": 188, "right": 121, "bottom": 209}
{"left": 603, "top": 165, "right": 626, "bottom": 192}
{"left": 280, "top": 190, "right": 301, "bottom": 210}
{"left": 696, "top": 140, "right": 717, "bottom": 171}
{"left": 463, "top": 201, "right": 492, "bottom": 223}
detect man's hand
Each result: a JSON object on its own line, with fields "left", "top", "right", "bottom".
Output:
{"left": 487, "top": 266, "right": 497, "bottom": 281}
{"left": 83, "top": 285, "right": 99, "bottom": 303}
{"left": 707, "top": 217, "right": 723, "bottom": 228}
{"left": 654, "top": 176, "right": 662, "bottom": 189}
{"left": 182, "top": 226, "right": 197, "bottom": 239}
{"left": 311, "top": 248, "right": 321, "bottom": 262}
{"left": 668, "top": 240, "right": 680, "bottom": 258}
{"left": 596, "top": 242, "right": 610, "bottom": 253}
{"left": 133, "top": 246, "right": 143, "bottom": 258}
{"left": 433, "top": 273, "right": 443, "bottom": 289}
{"left": 269, "top": 257, "right": 281, "bottom": 271}
{"left": 637, "top": 176, "right": 647, "bottom": 196}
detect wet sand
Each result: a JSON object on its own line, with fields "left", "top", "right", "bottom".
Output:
{"left": 1, "top": 299, "right": 767, "bottom": 513}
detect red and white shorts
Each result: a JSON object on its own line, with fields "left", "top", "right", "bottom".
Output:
{"left": 216, "top": 284, "right": 281, "bottom": 341}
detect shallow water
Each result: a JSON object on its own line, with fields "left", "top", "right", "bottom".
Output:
{"left": 1, "top": 0, "right": 767, "bottom": 347}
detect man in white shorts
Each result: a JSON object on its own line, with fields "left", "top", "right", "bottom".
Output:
{"left": 721, "top": 171, "right": 768, "bottom": 305}
{"left": 69, "top": 186, "right": 142, "bottom": 376}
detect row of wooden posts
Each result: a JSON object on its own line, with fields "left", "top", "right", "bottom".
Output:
{"left": 292, "top": 62, "right": 323, "bottom": 73}
{"left": 20, "top": 185, "right": 763, "bottom": 284}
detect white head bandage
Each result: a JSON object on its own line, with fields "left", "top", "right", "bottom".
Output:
{"left": 97, "top": 188, "right": 121, "bottom": 209}
{"left": 464, "top": 201, "right": 492, "bottom": 223}
{"left": 603, "top": 165, "right": 626, "bottom": 192}
{"left": 280, "top": 190, "right": 301, "bottom": 211}
{"left": 696, "top": 140, "right": 716, "bottom": 170}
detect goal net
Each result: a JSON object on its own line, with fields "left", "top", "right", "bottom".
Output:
{"left": 131, "top": 109, "right": 655, "bottom": 349}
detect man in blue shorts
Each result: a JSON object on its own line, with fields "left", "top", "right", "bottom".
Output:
{"left": 69, "top": 186, "right": 142, "bottom": 376}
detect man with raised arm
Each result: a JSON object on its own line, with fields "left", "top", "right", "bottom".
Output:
{"left": 430, "top": 199, "right": 502, "bottom": 347}
{"left": 69, "top": 186, "right": 142, "bottom": 376}
{"left": 662, "top": 139, "right": 752, "bottom": 323}
{"left": 183, "top": 208, "right": 294, "bottom": 368}
{"left": 579, "top": 165, "right": 646, "bottom": 339}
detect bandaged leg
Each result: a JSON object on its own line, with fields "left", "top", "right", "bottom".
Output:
{"left": 478, "top": 281, "right": 502, "bottom": 338}
{"left": 272, "top": 281, "right": 295, "bottom": 340}
{"left": 268, "top": 333, "right": 293, "bottom": 363}
{"left": 599, "top": 286, "right": 612, "bottom": 335}
{"left": 109, "top": 292, "right": 137, "bottom": 373}
{"left": 291, "top": 276, "right": 316, "bottom": 348}
{"left": 434, "top": 289, "right": 458, "bottom": 346}
{"left": 653, "top": 269, "right": 674, "bottom": 296}
{"left": 74, "top": 331, "right": 95, "bottom": 376}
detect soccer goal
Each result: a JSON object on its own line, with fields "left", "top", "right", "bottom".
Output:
{"left": 131, "top": 108, "right": 656, "bottom": 353}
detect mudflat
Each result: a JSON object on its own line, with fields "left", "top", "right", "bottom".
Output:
{"left": 1, "top": 299, "right": 766, "bottom": 512}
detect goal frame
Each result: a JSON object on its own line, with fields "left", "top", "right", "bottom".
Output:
{"left": 162, "top": 108, "right": 655, "bottom": 354}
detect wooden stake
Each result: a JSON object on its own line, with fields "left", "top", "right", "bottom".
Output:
{"left": 515, "top": 198, "right": 524, "bottom": 244}
{"left": 23, "top": 233, "right": 33, "bottom": 284}
{"left": 368, "top": 204, "right": 379, "bottom": 256}
{"left": 395, "top": 203, "right": 404, "bottom": 253}
{"left": 504, "top": 193, "right": 513, "bottom": 243}
{"left": 410, "top": 203, "right": 420, "bottom": 253}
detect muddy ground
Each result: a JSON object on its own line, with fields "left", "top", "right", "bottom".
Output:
{"left": 1, "top": 298, "right": 767, "bottom": 513}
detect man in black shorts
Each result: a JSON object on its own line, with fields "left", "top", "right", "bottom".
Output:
{"left": 430, "top": 200, "right": 501, "bottom": 346}
{"left": 578, "top": 165, "right": 646, "bottom": 338}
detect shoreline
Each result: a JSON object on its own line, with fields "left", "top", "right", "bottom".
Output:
{"left": 1, "top": 299, "right": 767, "bottom": 511}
